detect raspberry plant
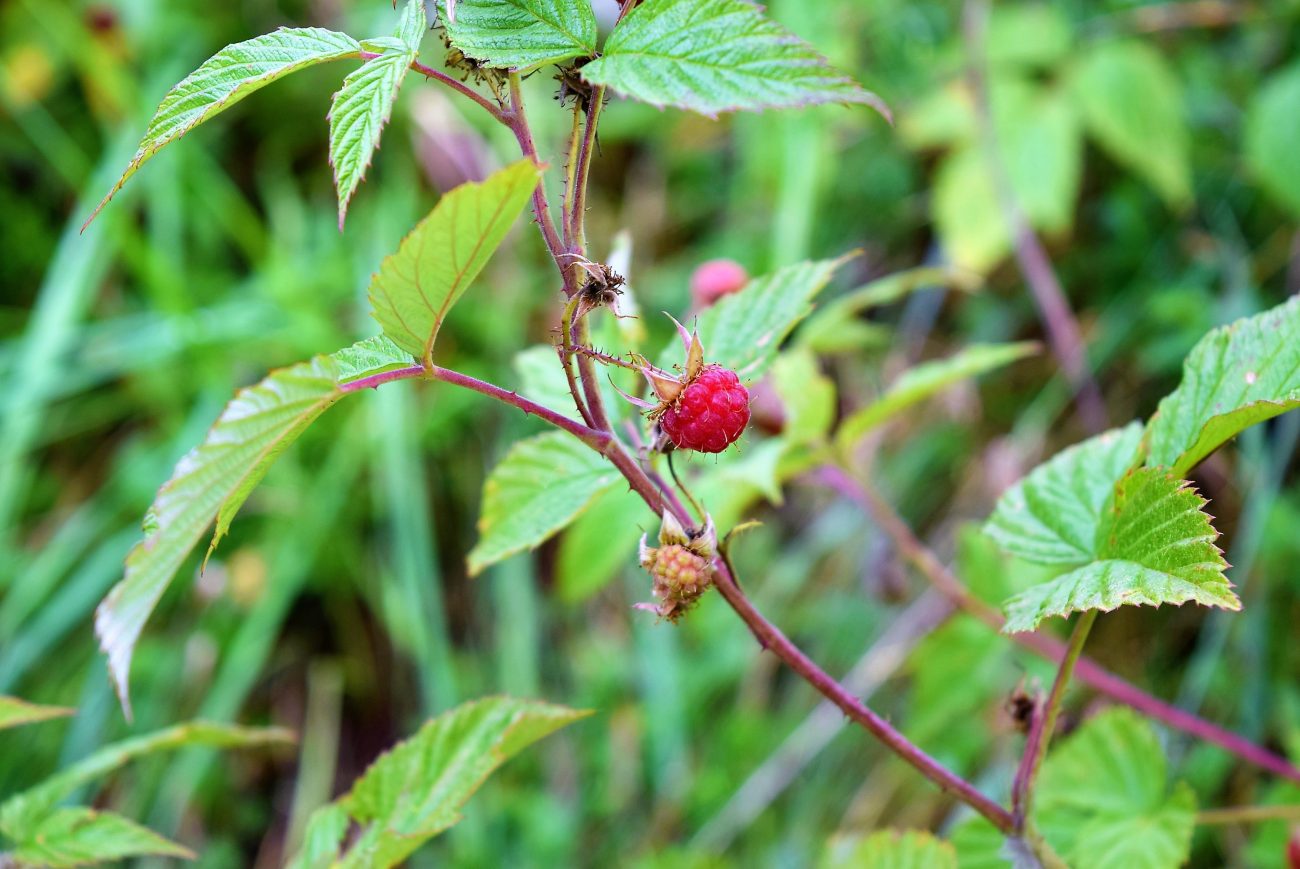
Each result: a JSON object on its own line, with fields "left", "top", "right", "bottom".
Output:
{"left": 12, "top": 0, "right": 1293, "bottom": 865}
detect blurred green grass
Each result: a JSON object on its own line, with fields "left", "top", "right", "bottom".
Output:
{"left": 2, "top": 0, "right": 1299, "bottom": 866}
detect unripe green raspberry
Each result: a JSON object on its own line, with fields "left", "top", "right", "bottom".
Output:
{"left": 636, "top": 513, "right": 717, "bottom": 623}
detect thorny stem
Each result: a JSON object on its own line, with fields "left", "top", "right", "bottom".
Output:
{"left": 1011, "top": 610, "right": 1097, "bottom": 831}
{"left": 568, "top": 85, "right": 606, "bottom": 251}
{"left": 559, "top": 297, "right": 596, "bottom": 427}
{"left": 574, "top": 317, "right": 613, "bottom": 431}
{"left": 505, "top": 72, "right": 572, "bottom": 295}
{"left": 406, "top": 57, "right": 507, "bottom": 123}
{"left": 562, "top": 104, "right": 585, "bottom": 249}
{"left": 817, "top": 464, "right": 1300, "bottom": 785}
{"left": 961, "top": 0, "right": 1108, "bottom": 434}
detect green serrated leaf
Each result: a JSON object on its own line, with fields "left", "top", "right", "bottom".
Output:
{"left": 1034, "top": 708, "right": 1196, "bottom": 869}
{"left": 1146, "top": 295, "right": 1300, "bottom": 476}
{"left": 10, "top": 808, "right": 193, "bottom": 867}
{"left": 287, "top": 697, "right": 588, "bottom": 868}
{"left": 1001, "top": 467, "right": 1236, "bottom": 633}
{"left": 837, "top": 342, "right": 1037, "bottom": 449}
{"left": 821, "top": 828, "right": 957, "bottom": 869}
{"left": 0, "top": 696, "right": 74, "bottom": 732}
{"left": 439, "top": 0, "right": 598, "bottom": 69}
{"left": 287, "top": 802, "right": 351, "bottom": 869}
{"left": 986, "top": 423, "right": 1145, "bottom": 565}
{"left": 86, "top": 28, "right": 361, "bottom": 227}
{"left": 1068, "top": 40, "right": 1192, "bottom": 208}
{"left": 331, "top": 50, "right": 413, "bottom": 228}
{"left": 396, "top": 0, "right": 429, "bottom": 50}
{"left": 0, "top": 722, "right": 292, "bottom": 836}
{"left": 1246, "top": 64, "right": 1300, "bottom": 216}
{"left": 582, "top": 0, "right": 888, "bottom": 118}
{"left": 468, "top": 432, "right": 620, "bottom": 575}
{"left": 94, "top": 338, "right": 412, "bottom": 715}
{"left": 658, "top": 258, "right": 847, "bottom": 380}
{"left": 369, "top": 160, "right": 541, "bottom": 366}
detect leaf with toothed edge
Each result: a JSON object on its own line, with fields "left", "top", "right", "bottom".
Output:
{"left": 330, "top": 49, "right": 414, "bottom": 228}
{"left": 94, "top": 337, "right": 413, "bottom": 717}
{"left": 9, "top": 809, "right": 194, "bottom": 867}
{"left": 395, "top": 0, "right": 428, "bottom": 50}
{"left": 581, "top": 0, "right": 889, "bottom": 118}
{"left": 84, "top": 27, "right": 361, "bottom": 229}
{"left": 1146, "top": 295, "right": 1300, "bottom": 477}
{"left": 367, "top": 160, "right": 542, "bottom": 366}
{"left": 1000, "top": 466, "right": 1235, "bottom": 633}
{"left": 438, "top": 0, "right": 599, "bottom": 69}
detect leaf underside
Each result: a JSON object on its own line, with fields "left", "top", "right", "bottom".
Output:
{"left": 94, "top": 338, "right": 414, "bottom": 716}
{"left": 368, "top": 160, "right": 542, "bottom": 366}
{"left": 287, "top": 697, "right": 588, "bottom": 869}
{"left": 467, "top": 432, "right": 621, "bottom": 575}
{"left": 1146, "top": 294, "right": 1300, "bottom": 476}
{"left": 86, "top": 27, "right": 361, "bottom": 227}
{"left": 581, "top": 0, "right": 889, "bottom": 118}
{"left": 440, "top": 0, "right": 599, "bottom": 68}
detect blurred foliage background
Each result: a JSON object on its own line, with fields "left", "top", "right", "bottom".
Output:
{"left": 3, "top": 0, "right": 1300, "bottom": 865}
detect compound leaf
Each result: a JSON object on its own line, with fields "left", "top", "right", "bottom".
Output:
{"left": 95, "top": 338, "right": 415, "bottom": 716}
{"left": 286, "top": 697, "right": 588, "bottom": 869}
{"left": 1034, "top": 708, "right": 1196, "bottom": 869}
{"left": 468, "top": 433, "right": 620, "bottom": 575}
{"left": 1146, "top": 295, "right": 1300, "bottom": 476}
{"left": 9, "top": 809, "right": 193, "bottom": 867}
{"left": 0, "top": 696, "right": 74, "bottom": 732}
{"left": 1001, "top": 467, "right": 1235, "bottom": 633}
{"left": 582, "top": 0, "right": 888, "bottom": 118}
{"left": 369, "top": 160, "right": 542, "bottom": 367}
{"left": 86, "top": 28, "right": 361, "bottom": 227}
{"left": 439, "top": 0, "right": 598, "bottom": 69}
{"left": 986, "top": 423, "right": 1145, "bottom": 565}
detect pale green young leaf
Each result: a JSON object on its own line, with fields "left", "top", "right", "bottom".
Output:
{"left": 837, "top": 342, "right": 1037, "bottom": 449}
{"left": 771, "top": 349, "right": 836, "bottom": 445}
{"left": 369, "top": 160, "right": 542, "bottom": 366}
{"left": 330, "top": 50, "right": 413, "bottom": 229}
{"left": 1068, "top": 41, "right": 1192, "bottom": 208}
{"left": 287, "top": 697, "right": 588, "bottom": 868}
{"left": 439, "top": 0, "right": 598, "bottom": 69}
{"left": 396, "top": 0, "right": 429, "bottom": 50}
{"left": 557, "top": 487, "right": 654, "bottom": 603}
{"left": 94, "top": 338, "right": 413, "bottom": 716}
{"left": 1245, "top": 64, "right": 1300, "bottom": 216}
{"left": 800, "top": 266, "right": 982, "bottom": 350}
{"left": 86, "top": 28, "right": 361, "bottom": 227}
{"left": 468, "top": 433, "right": 620, "bottom": 575}
{"left": 582, "top": 0, "right": 888, "bottom": 118}
{"left": 948, "top": 816, "right": 1012, "bottom": 868}
{"left": 986, "top": 423, "right": 1145, "bottom": 565}
{"left": 1146, "top": 295, "right": 1300, "bottom": 476}
{"left": 1034, "top": 708, "right": 1196, "bottom": 869}
{"left": 821, "top": 829, "right": 957, "bottom": 869}
{"left": 0, "top": 696, "right": 74, "bottom": 732}
{"left": 286, "top": 802, "right": 350, "bottom": 869}
{"left": 0, "top": 722, "right": 292, "bottom": 836}
{"left": 10, "top": 808, "right": 193, "bottom": 867}
{"left": 1001, "top": 467, "right": 1235, "bottom": 633}
{"left": 658, "top": 258, "right": 847, "bottom": 380}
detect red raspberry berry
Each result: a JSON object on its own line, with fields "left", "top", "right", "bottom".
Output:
{"left": 659, "top": 366, "right": 750, "bottom": 453}
{"left": 690, "top": 259, "right": 749, "bottom": 308}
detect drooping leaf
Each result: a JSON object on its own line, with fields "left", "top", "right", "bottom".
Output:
{"left": 658, "top": 258, "right": 847, "bottom": 380}
{"left": 821, "top": 829, "right": 957, "bottom": 869}
{"left": 9, "top": 809, "right": 193, "bottom": 867}
{"left": 439, "top": 0, "right": 598, "bottom": 69}
{"left": 1034, "top": 708, "right": 1196, "bottom": 869}
{"left": 837, "top": 342, "right": 1037, "bottom": 449}
{"left": 0, "top": 722, "right": 292, "bottom": 836}
{"left": 468, "top": 433, "right": 621, "bottom": 575}
{"left": 986, "top": 423, "right": 1145, "bottom": 565}
{"left": 1001, "top": 467, "right": 1235, "bottom": 633}
{"left": 1068, "top": 40, "right": 1192, "bottom": 208}
{"left": 369, "top": 160, "right": 542, "bottom": 367}
{"left": 330, "top": 50, "right": 414, "bottom": 229}
{"left": 0, "top": 696, "right": 74, "bottom": 732}
{"left": 86, "top": 28, "right": 361, "bottom": 227}
{"left": 95, "top": 338, "right": 414, "bottom": 715}
{"left": 582, "top": 0, "right": 888, "bottom": 118}
{"left": 1245, "top": 64, "right": 1300, "bottom": 217}
{"left": 1146, "top": 295, "right": 1300, "bottom": 476}
{"left": 286, "top": 697, "right": 588, "bottom": 868}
